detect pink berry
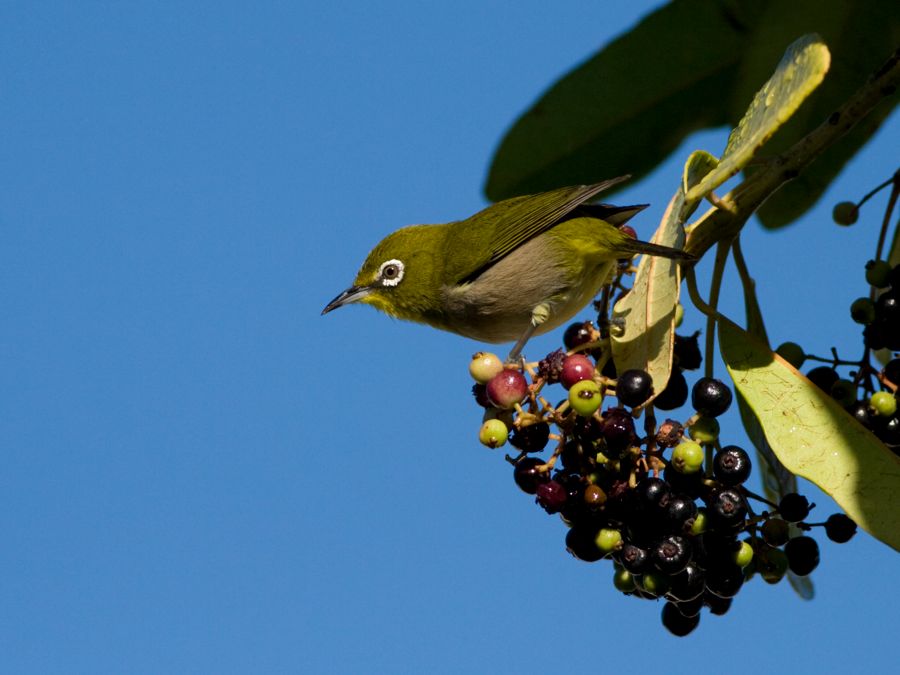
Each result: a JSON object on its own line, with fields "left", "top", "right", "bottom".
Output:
{"left": 486, "top": 368, "right": 528, "bottom": 409}
{"left": 560, "top": 354, "right": 595, "bottom": 390}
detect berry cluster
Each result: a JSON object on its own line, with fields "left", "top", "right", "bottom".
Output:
{"left": 471, "top": 325, "right": 857, "bottom": 636}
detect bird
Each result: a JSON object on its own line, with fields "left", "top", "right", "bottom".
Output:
{"left": 322, "top": 176, "right": 693, "bottom": 359}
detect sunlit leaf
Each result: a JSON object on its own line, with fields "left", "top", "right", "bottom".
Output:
{"left": 719, "top": 318, "right": 900, "bottom": 551}
{"left": 609, "top": 152, "right": 708, "bottom": 395}
{"left": 686, "top": 34, "right": 831, "bottom": 202}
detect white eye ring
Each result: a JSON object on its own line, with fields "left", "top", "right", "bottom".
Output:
{"left": 378, "top": 259, "right": 405, "bottom": 287}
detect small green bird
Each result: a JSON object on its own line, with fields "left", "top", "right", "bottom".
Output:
{"left": 323, "top": 176, "right": 692, "bottom": 358}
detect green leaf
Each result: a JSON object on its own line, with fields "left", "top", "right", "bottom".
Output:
{"left": 484, "top": 0, "right": 763, "bottom": 201}
{"left": 732, "top": 0, "right": 900, "bottom": 228}
{"left": 719, "top": 317, "right": 900, "bottom": 552}
{"left": 686, "top": 34, "right": 830, "bottom": 202}
{"left": 610, "top": 152, "right": 708, "bottom": 394}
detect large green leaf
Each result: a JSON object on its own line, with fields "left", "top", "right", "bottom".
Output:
{"left": 610, "top": 151, "right": 712, "bottom": 395}
{"left": 686, "top": 34, "right": 830, "bottom": 202}
{"left": 733, "top": 0, "right": 900, "bottom": 228}
{"left": 484, "top": 0, "right": 764, "bottom": 201}
{"left": 719, "top": 318, "right": 900, "bottom": 551}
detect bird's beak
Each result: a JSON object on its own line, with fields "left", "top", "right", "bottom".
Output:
{"left": 321, "top": 285, "right": 373, "bottom": 315}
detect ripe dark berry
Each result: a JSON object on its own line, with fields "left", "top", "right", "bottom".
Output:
{"left": 712, "top": 445, "right": 752, "bottom": 486}
{"left": 778, "top": 493, "right": 811, "bottom": 522}
{"left": 784, "top": 535, "right": 820, "bottom": 576}
{"left": 509, "top": 422, "right": 550, "bottom": 453}
{"left": 691, "top": 377, "right": 733, "bottom": 417}
{"left": 513, "top": 457, "right": 547, "bottom": 494}
{"left": 847, "top": 400, "right": 872, "bottom": 428}
{"left": 653, "top": 535, "right": 693, "bottom": 575}
{"left": 619, "top": 542, "right": 651, "bottom": 574}
{"left": 598, "top": 407, "right": 636, "bottom": 455}
{"left": 806, "top": 366, "right": 839, "bottom": 392}
{"left": 637, "top": 477, "right": 672, "bottom": 512}
{"left": 671, "top": 595, "right": 704, "bottom": 618}
{"left": 884, "top": 358, "right": 900, "bottom": 385}
{"left": 707, "top": 489, "right": 748, "bottom": 530}
{"left": 830, "top": 379, "right": 856, "bottom": 407}
{"left": 486, "top": 368, "right": 528, "bottom": 409}
{"left": 890, "top": 263, "right": 900, "bottom": 290}
{"left": 535, "top": 480, "right": 568, "bottom": 513}
{"left": 866, "top": 259, "right": 893, "bottom": 288}
{"left": 824, "top": 513, "right": 857, "bottom": 543}
{"left": 704, "top": 563, "right": 744, "bottom": 598}
{"left": 875, "top": 414, "right": 900, "bottom": 446}
{"left": 661, "top": 601, "right": 700, "bottom": 636}
{"left": 664, "top": 494, "right": 699, "bottom": 531}
{"left": 674, "top": 332, "right": 702, "bottom": 371}
{"left": 583, "top": 484, "right": 607, "bottom": 508}
{"left": 654, "top": 368, "right": 689, "bottom": 410}
{"left": 565, "top": 526, "right": 604, "bottom": 562}
{"left": 703, "top": 591, "right": 733, "bottom": 616}
{"left": 560, "top": 354, "right": 594, "bottom": 389}
{"left": 617, "top": 369, "right": 653, "bottom": 408}
{"left": 563, "top": 321, "right": 596, "bottom": 351}
{"left": 850, "top": 297, "right": 876, "bottom": 325}
{"left": 667, "top": 562, "right": 705, "bottom": 602}
{"left": 471, "top": 383, "right": 491, "bottom": 408}
{"left": 760, "top": 518, "right": 790, "bottom": 547}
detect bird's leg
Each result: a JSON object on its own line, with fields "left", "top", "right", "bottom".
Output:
{"left": 507, "top": 302, "right": 551, "bottom": 362}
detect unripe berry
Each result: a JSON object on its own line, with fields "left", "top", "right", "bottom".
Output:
{"left": 775, "top": 341, "right": 805, "bottom": 368}
{"left": 486, "top": 368, "right": 528, "bottom": 409}
{"left": 850, "top": 297, "right": 876, "bottom": 325}
{"left": 688, "top": 416, "right": 719, "bottom": 443}
{"left": 469, "top": 351, "right": 504, "bottom": 383}
{"left": 594, "top": 527, "right": 623, "bottom": 554}
{"left": 560, "top": 354, "right": 595, "bottom": 390}
{"left": 478, "top": 419, "right": 508, "bottom": 448}
{"left": 870, "top": 391, "right": 897, "bottom": 417}
{"left": 671, "top": 441, "right": 704, "bottom": 474}
{"left": 569, "top": 379, "right": 603, "bottom": 416}
{"left": 832, "top": 201, "right": 858, "bottom": 225}
{"left": 866, "top": 259, "right": 892, "bottom": 288}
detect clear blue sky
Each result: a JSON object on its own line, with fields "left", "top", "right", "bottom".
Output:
{"left": 2, "top": 2, "right": 897, "bottom": 673}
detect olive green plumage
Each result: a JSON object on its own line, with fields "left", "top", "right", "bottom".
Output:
{"left": 323, "top": 177, "right": 692, "bottom": 349}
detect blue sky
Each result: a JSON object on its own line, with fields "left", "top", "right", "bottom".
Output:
{"left": 2, "top": 2, "right": 898, "bottom": 673}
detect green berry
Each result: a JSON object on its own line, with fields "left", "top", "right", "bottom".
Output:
{"left": 671, "top": 441, "right": 704, "bottom": 474}
{"left": 687, "top": 416, "right": 719, "bottom": 443}
{"left": 866, "top": 259, "right": 892, "bottom": 288}
{"left": 640, "top": 572, "right": 669, "bottom": 597}
{"left": 832, "top": 201, "right": 858, "bottom": 225}
{"left": 468, "top": 351, "right": 504, "bottom": 384}
{"left": 850, "top": 297, "right": 876, "bottom": 325}
{"left": 569, "top": 379, "right": 603, "bottom": 417}
{"left": 870, "top": 391, "right": 897, "bottom": 417}
{"left": 478, "top": 419, "right": 508, "bottom": 448}
{"left": 733, "top": 540, "right": 754, "bottom": 568}
{"left": 674, "top": 303, "right": 684, "bottom": 328}
{"left": 690, "top": 508, "right": 709, "bottom": 535}
{"left": 758, "top": 547, "right": 789, "bottom": 584}
{"left": 613, "top": 568, "right": 636, "bottom": 592}
{"left": 594, "top": 527, "right": 623, "bottom": 554}
{"left": 775, "top": 341, "right": 805, "bottom": 369}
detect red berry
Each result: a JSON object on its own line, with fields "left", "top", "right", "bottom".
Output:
{"left": 560, "top": 354, "right": 594, "bottom": 390}
{"left": 486, "top": 368, "right": 528, "bottom": 409}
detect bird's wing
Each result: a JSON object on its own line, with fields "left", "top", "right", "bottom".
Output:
{"left": 454, "top": 176, "right": 629, "bottom": 284}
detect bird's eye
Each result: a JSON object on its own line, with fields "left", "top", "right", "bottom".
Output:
{"left": 378, "top": 259, "right": 404, "bottom": 287}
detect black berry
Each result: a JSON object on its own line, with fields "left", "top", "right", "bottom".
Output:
{"left": 785, "top": 536, "right": 820, "bottom": 576}
{"left": 509, "top": 422, "right": 551, "bottom": 453}
{"left": 691, "top": 378, "right": 733, "bottom": 417}
{"left": 653, "top": 535, "right": 693, "bottom": 575}
{"left": 513, "top": 457, "right": 547, "bottom": 494}
{"left": 654, "top": 369, "right": 689, "bottom": 410}
{"left": 778, "top": 493, "right": 811, "bottom": 522}
{"left": 617, "top": 369, "right": 653, "bottom": 408}
{"left": 824, "top": 513, "right": 857, "bottom": 543}
{"left": 712, "top": 446, "right": 752, "bottom": 486}
{"left": 673, "top": 332, "right": 702, "bottom": 370}
{"left": 661, "top": 601, "right": 700, "bottom": 636}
